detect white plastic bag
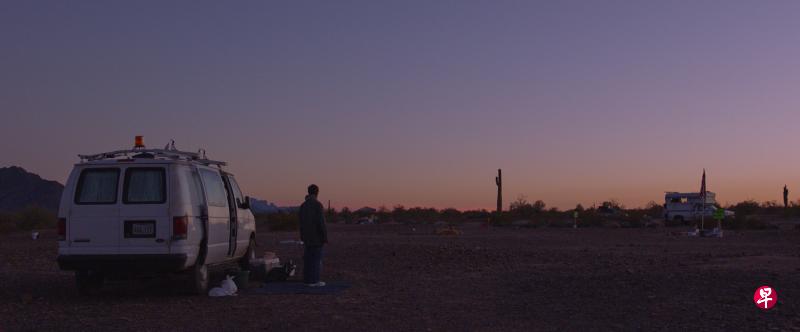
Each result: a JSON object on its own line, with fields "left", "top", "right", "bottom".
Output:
{"left": 208, "top": 275, "right": 238, "bottom": 297}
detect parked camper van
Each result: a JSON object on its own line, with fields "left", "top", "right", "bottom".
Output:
{"left": 56, "top": 138, "right": 256, "bottom": 295}
{"left": 663, "top": 191, "right": 733, "bottom": 224}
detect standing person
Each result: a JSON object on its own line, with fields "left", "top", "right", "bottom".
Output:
{"left": 298, "top": 184, "right": 328, "bottom": 287}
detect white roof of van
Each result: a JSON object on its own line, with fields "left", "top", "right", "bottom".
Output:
{"left": 78, "top": 148, "right": 226, "bottom": 167}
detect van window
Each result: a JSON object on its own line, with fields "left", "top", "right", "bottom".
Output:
{"left": 200, "top": 169, "right": 227, "bottom": 207}
{"left": 187, "top": 169, "right": 206, "bottom": 205}
{"left": 75, "top": 168, "right": 120, "bottom": 204}
{"left": 123, "top": 168, "right": 166, "bottom": 204}
{"left": 227, "top": 176, "right": 244, "bottom": 203}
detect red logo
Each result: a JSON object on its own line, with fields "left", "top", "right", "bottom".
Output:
{"left": 753, "top": 286, "right": 777, "bottom": 310}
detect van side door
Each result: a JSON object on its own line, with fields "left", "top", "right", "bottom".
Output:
{"left": 220, "top": 173, "right": 238, "bottom": 257}
{"left": 225, "top": 175, "right": 253, "bottom": 257}
{"left": 197, "top": 167, "right": 231, "bottom": 263}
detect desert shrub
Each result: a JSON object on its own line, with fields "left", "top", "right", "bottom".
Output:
{"left": 643, "top": 201, "right": 664, "bottom": 217}
{"left": 326, "top": 207, "right": 338, "bottom": 223}
{"left": 339, "top": 207, "right": 354, "bottom": 223}
{"left": 376, "top": 206, "right": 391, "bottom": 223}
{"left": 621, "top": 216, "right": 644, "bottom": 228}
{"left": 727, "top": 215, "right": 771, "bottom": 230}
{"left": 0, "top": 206, "right": 57, "bottom": 233}
{"left": 0, "top": 213, "right": 17, "bottom": 233}
{"left": 601, "top": 200, "right": 624, "bottom": 210}
{"left": 575, "top": 209, "right": 604, "bottom": 227}
{"left": 731, "top": 200, "right": 760, "bottom": 217}
{"left": 489, "top": 211, "right": 514, "bottom": 226}
{"left": 547, "top": 219, "right": 573, "bottom": 228}
{"left": 255, "top": 212, "right": 299, "bottom": 231}
{"left": 407, "top": 207, "right": 439, "bottom": 223}
{"left": 462, "top": 209, "right": 490, "bottom": 221}
{"left": 440, "top": 208, "right": 462, "bottom": 223}
{"left": 508, "top": 196, "right": 547, "bottom": 219}
{"left": 15, "top": 206, "right": 57, "bottom": 231}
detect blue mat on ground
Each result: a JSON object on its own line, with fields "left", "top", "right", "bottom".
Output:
{"left": 250, "top": 281, "right": 351, "bottom": 295}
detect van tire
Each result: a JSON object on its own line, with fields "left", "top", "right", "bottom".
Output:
{"left": 673, "top": 215, "right": 685, "bottom": 225}
{"left": 76, "top": 270, "right": 103, "bottom": 295}
{"left": 240, "top": 237, "right": 256, "bottom": 270}
{"left": 190, "top": 263, "right": 209, "bottom": 295}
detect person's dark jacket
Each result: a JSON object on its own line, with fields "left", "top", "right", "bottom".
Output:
{"left": 298, "top": 195, "right": 327, "bottom": 246}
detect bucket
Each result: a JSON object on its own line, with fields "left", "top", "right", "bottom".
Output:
{"left": 233, "top": 270, "right": 250, "bottom": 289}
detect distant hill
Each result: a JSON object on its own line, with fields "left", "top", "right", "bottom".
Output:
{"left": 248, "top": 197, "right": 298, "bottom": 214}
{"left": 0, "top": 166, "right": 64, "bottom": 213}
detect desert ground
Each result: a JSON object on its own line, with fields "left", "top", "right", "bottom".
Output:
{"left": 1, "top": 223, "right": 799, "bottom": 331}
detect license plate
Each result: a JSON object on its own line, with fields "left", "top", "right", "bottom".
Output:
{"left": 125, "top": 220, "right": 156, "bottom": 238}
{"left": 132, "top": 223, "right": 154, "bottom": 235}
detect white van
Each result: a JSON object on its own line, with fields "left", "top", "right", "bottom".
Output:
{"left": 56, "top": 138, "right": 257, "bottom": 295}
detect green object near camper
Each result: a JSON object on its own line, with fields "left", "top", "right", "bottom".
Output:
{"left": 713, "top": 208, "right": 724, "bottom": 220}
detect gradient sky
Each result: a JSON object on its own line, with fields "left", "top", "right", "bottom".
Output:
{"left": 2, "top": 0, "right": 800, "bottom": 210}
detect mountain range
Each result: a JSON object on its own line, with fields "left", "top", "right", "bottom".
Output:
{"left": 0, "top": 165, "right": 293, "bottom": 215}
{"left": 0, "top": 166, "right": 64, "bottom": 213}
{"left": 248, "top": 197, "right": 299, "bottom": 214}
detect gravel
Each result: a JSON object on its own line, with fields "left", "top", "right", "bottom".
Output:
{"left": 1, "top": 224, "right": 798, "bottom": 331}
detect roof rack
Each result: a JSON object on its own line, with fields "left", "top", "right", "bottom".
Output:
{"left": 78, "top": 148, "right": 226, "bottom": 166}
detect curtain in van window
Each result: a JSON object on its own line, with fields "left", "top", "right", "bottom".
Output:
{"left": 200, "top": 169, "right": 227, "bottom": 207}
{"left": 125, "top": 169, "right": 165, "bottom": 203}
{"left": 188, "top": 169, "right": 205, "bottom": 205}
{"left": 77, "top": 170, "right": 119, "bottom": 203}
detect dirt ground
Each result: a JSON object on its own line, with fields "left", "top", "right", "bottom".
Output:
{"left": 1, "top": 223, "right": 799, "bottom": 331}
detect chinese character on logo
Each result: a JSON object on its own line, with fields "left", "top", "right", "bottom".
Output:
{"left": 753, "top": 286, "right": 777, "bottom": 310}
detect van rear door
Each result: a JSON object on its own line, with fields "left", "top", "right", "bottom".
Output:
{"left": 69, "top": 167, "right": 121, "bottom": 253}
{"left": 118, "top": 166, "right": 170, "bottom": 254}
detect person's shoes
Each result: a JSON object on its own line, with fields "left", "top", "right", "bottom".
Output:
{"left": 305, "top": 281, "right": 326, "bottom": 287}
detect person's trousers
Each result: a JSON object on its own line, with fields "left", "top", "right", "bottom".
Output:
{"left": 303, "top": 245, "right": 323, "bottom": 284}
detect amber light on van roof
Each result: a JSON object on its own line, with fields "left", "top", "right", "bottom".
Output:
{"left": 134, "top": 136, "right": 145, "bottom": 148}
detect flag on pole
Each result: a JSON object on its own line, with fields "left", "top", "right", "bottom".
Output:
{"left": 700, "top": 169, "right": 706, "bottom": 231}
{"left": 700, "top": 169, "right": 706, "bottom": 203}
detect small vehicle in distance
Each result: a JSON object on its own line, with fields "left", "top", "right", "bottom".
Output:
{"left": 663, "top": 191, "right": 734, "bottom": 225}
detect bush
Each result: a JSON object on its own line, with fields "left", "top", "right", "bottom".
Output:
{"left": 727, "top": 215, "right": 771, "bottom": 230}
{"left": 0, "top": 206, "right": 57, "bottom": 234}
{"left": 508, "top": 195, "right": 546, "bottom": 219}
{"left": 731, "top": 200, "right": 760, "bottom": 217}
{"left": 0, "top": 213, "right": 17, "bottom": 233}
{"left": 16, "top": 206, "right": 57, "bottom": 231}
{"left": 339, "top": 207, "right": 354, "bottom": 224}
{"left": 255, "top": 213, "right": 299, "bottom": 231}
{"left": 547, "top": 219, "right": 574, "bottom": 228}
{"left": 575, "top": 209, "right": 604, "bottom": 227}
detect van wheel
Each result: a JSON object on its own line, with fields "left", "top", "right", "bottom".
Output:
{"left": 240, "top": 238, "right": 256, "bottom": 270}
{"left": 673, "top": 215, "right": 685, "bottom": 225}
{"left": 190, "top": 263, "right": 209, "bottom": 295}
{"left": 76, "top": 270, "right": 104, "bottom": 295}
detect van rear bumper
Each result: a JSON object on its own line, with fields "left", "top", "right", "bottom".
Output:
{"left": 57, "top": 254, "right": 188, "bottom": 272}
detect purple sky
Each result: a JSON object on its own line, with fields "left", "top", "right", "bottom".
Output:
{"left": 2, "top": 1, "right": 800, "bottom": 210}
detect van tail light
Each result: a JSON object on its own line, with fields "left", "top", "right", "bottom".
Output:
{"left": 173, "top": 216, "right": 188, "bottom": 240}
{"left": 57, "top": 218, "right": 66, "bottom": 241}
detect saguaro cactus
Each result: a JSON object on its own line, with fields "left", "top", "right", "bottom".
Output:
{"left": 784, "top": 185, "right": 789, "bottom": 208}
{"left": 495, "top": 169, "right": 503, "bottom": 213}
